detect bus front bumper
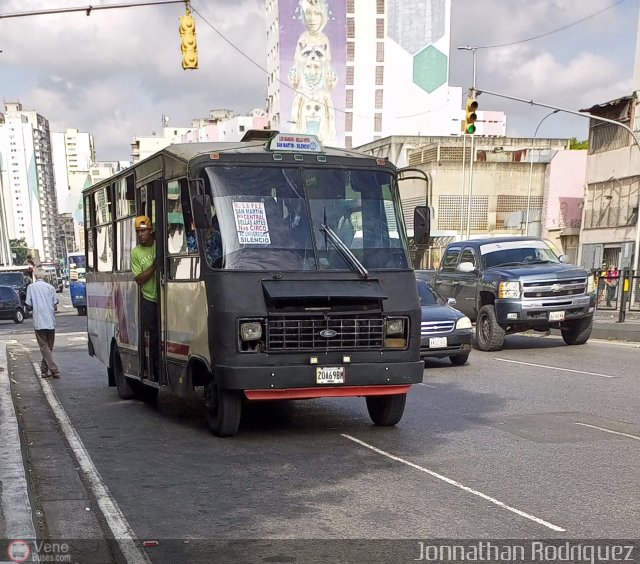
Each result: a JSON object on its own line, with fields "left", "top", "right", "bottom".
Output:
{"left": 215, "top": 361, "right": 424, "bottom": 398}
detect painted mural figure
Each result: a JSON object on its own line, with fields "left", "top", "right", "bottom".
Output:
{"left": 288, "top": 0, "right": 337, "bottom": 146}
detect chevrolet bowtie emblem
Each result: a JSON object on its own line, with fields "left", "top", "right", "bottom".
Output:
{"left": 551, "top": 284, "right": 562, "bottom": 292}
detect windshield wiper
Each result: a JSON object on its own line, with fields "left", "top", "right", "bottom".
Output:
{"left": 320, "top": 224, "right": 369, "bottom": 279}
{"left": 527, "top": 260, "right": 553, "bottom": 264}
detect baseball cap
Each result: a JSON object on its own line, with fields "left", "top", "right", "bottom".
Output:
{"left": 135, "top": 215, "right": 153, "bottom": 230}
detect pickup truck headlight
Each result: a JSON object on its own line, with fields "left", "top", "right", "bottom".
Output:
{"left": 498, "top": 281, "right": 521, "bottom": 299}
{"left": 587, "top": 274, "right": 595, "bottom": 294}
{"left": 386, "top": 318, "right": 405, "bottom": 336}
{"left": 456, "top": 316, "right": 472, "bottom": 330}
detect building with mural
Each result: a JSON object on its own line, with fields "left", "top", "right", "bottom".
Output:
{"left": 266, "top": 0, "right": 463, "bottom": 148}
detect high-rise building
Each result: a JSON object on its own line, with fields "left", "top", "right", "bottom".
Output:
{"left": 266, "top": 0, "right": 463, "bottom": 148}
{"left": 0, "top": 102, "right": 60, "bottom": 262}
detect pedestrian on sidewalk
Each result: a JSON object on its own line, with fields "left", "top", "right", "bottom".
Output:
{"left": 605, "top": 265, "right": 619, "bottom": 307}
{"left": 25, "top": 269, "right": 60, "bottom": 379}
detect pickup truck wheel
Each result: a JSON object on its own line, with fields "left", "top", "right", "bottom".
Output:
{"left": 449, "top": 353, "right": 469, "bottom": 366}
{"left": 366, "top": 393, "right": 406, "bottom": 426}
{"left": 205, "top": 382, "right": 242, "bottom": 437}
{"left": 561, "top": 315, "right": 593, "bottom": 345}
{"left": 476, "top": 305, "right": 506, "bottom": 351}
{"left": 13, "top": 308, "right": 25, "bottom": 324}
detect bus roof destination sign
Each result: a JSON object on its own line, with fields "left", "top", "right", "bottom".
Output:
{"left": 268, "top": 133, "right": 323, "bottom": 153}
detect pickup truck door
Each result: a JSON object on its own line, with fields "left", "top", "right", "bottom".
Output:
{"left": 455, "top": 247, "right": 479, "bottom": 318}
{"left": 433, "top": 246, "right": 461, "bottom": 300}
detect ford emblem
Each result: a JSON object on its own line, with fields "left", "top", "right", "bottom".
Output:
{"left": 320, "top": 329, "right": 338, "bottom": 339}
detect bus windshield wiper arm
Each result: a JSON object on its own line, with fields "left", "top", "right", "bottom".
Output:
{"left": 320, "top": 224, "right": 369, "bottom": 279}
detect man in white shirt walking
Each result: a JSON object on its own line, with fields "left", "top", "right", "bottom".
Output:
{"left": 25, "top": 270, "right": 60, "bottom": 379}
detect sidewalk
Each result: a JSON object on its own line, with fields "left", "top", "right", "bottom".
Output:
{"left": 590, "top": 308, "right": 640, "bottom": 343}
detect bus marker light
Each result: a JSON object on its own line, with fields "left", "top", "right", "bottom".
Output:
{"left": 309, "top": 357, "right": 318, "bottom": 365}
{"left": 342, "top": 356, "right": 351, "bottom": 364}
{"left": 209, "top": 153, "right": 220, "bottom": 160}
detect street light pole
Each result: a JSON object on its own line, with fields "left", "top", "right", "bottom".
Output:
{"left": 525, "top": 110, "right": 559, "bottom": 236}
{"left": 458, "top": 46, "right": 478, "bottom": 239}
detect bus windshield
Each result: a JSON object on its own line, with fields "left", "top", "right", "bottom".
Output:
{"left": 203, "top": 166, "right": 409, "bottom": 271}
{"left": 68, "top": 254, "right": 86, "bottom": 269}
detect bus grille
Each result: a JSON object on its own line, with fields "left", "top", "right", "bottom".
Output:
{"left": 522, "top": 278, "right": 587, "bottom": 298}
{"left": 267, "top": 314, "right": 385, "bottom": 351}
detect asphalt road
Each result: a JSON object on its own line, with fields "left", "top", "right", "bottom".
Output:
{"left": 2, "top": 289, "right": 639, "bottom": 563}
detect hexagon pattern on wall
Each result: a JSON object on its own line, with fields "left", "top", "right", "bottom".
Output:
{"left": 413, "top": 45, "right": 447, "bottom": 93}
{"left": 388, "top": 0, "right": 446, "bottom": 55}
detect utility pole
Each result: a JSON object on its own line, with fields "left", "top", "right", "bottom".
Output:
{"left": 458, "top": 46, "right": 478, "bottom": 239}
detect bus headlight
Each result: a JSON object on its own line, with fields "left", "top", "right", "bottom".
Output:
{"left": 456, "top": 316, "right": 472, "bottom": 330}
{"left": 386, "top": 318, "right": 405, "bottom": 335}
{"left": 498, "top": 281, "right": 521, "bottom": 299}
{"left": 240, "top": 321, "right": 263, "bottom": 341}
{"left": 587, "top": 274, "right": 595, "bottom": 294}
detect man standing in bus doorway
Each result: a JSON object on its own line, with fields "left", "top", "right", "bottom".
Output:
{"left": 131, "top": 215, "right": 159, "bottom": 380}
{"left": 25, "top": 270, "right": 60, "bottom": 379}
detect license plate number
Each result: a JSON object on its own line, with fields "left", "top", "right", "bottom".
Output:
{"left": 429, "top": 337, "right": 448, "bottom": 349}
{"left": 316, "top": 367, "right": 345, "bottom": 384}
{"left": 549, "top": 311, "right": 565, "bottom": 321}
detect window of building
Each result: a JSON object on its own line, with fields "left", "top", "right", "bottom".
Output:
{"left": 347, "top": 42, "right": 355, "bottom": 62}
{"left": 345, "top": 136, "right": 352, "bottom": 149}
{"left": 347, "top": 0, "right": 354, "bottom": 12}
{"left": 375, "top": 89, "right": 383, "bottom": 109}
{"left": 347, "top": 17, "right": 354, "bottom": 38}
{"left": 375, "top": 66, "right": 384, "bottom": 85}
{"left": 376, "top": 42, "right": 384, "bottom": 62}
{"left": 345, "top": 112, "right": 353, "bottom": 132}
{"left": 374, "top": 113, "right": 382, "bottom": 132}
{"left": 346, "top": 89, "right": 353, "bottom": 109}
{"left": 346, "top": 67, "right": 354, "bottom": 85}
{"left": 376, "top": 0, "right": 384, "bottom": 13}
{"left": 376, "top": 18, "right": 384, "bottom": 38}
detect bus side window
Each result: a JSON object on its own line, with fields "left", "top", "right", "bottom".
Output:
{"left": 167, "top": 179, "right": 200, "bottom": 280}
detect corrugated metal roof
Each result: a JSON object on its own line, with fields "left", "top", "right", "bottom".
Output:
{"left": 580, "top": 94, "right": 634, "bottom": 113}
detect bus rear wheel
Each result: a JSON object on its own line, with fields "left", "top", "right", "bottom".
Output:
{"left": 366, "top": 393, "right": 407, "bottom": 426}
{"left": 113, "top": 347, "right": 136, "bottom": 400}
{"left": 205, "top": 382, "right": 242, "bottom": 437}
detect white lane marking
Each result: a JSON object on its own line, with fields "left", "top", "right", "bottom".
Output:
{"left": 418, "top": 383, "right": 437, "bottom": 388}
{"left": 495, "top": 358, "right": 616, "bottom": 379}
{"left": 342, "top": 434, "right": 565, "bottom": 532}
{"left": 0, "top": 344, "right": 38, "bottom": 539}
{"left": 26, "top": 350, "right": 150, "bottom": 564}
{"left": 520, "top": 333, "right": 640, "bottom": 348}
{"left": 575, "top": 423, "right": 640, "bottom": 441}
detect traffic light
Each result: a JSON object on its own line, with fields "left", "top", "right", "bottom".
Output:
{"left": 464, "top": 97, "right": 478, "bottom": 134}
{"left": 179, "top": 11, "right": 198, "bottom": 70}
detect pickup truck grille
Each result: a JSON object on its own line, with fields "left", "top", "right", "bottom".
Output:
{"left": 522, "top": 277, "right": 587, "bottom": 299}
{"left": 421, "top": 320, "right": 455, "bottom": 335}
{"left": 267, "top": 314, "right": 385, "bottom": 351}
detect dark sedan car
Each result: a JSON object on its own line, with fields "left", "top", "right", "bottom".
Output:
{"left": 417, "top": 278, "right": 472, "bottom": 365}
{"left": 0, "top": 285, "right": 25, "bottom": 324}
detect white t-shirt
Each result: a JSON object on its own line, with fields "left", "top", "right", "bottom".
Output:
{"left": 25, "top": 280, "right": 59, "bottom": 330}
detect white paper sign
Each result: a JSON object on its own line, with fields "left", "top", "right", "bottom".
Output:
{"left": 233, "top": 201, "right": 271, "bottom": 245}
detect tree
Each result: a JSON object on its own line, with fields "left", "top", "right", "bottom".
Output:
{"left": 570, "top": 137, "right": 589, "bottom": 150}
{"left": 9, "top": 238, "right": 28, "bottom": 265}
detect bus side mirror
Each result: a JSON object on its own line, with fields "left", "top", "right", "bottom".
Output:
{"left": 414, "top": 206, "right": 431, "bottom": 245}
{"left": 192, "top": 194, "right": 213, "bottom": 228}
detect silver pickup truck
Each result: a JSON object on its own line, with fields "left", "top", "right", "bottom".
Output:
{"left": 424, "top": 237, "right": 597, "bottom": 351}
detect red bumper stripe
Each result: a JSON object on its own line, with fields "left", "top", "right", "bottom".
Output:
{"left": 244, "top": 385, "right": 411, "bottom": 401}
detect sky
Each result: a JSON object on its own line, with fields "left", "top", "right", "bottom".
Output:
{"left": 0, "top": 0, "right": 638, "bottom": 161}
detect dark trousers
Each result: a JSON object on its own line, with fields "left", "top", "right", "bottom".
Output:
{"left": 35, "top": 329, "right": 59, "bottom": 376}
{"left": 141, "top": 297, "right": 159, "bottom": 379}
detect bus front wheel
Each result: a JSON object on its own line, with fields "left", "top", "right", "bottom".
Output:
{"left": 366, "top": 393, "right": 407, "bottom": 426}
{"left": 205, "top": 382, "right": 241, "bottom": 437}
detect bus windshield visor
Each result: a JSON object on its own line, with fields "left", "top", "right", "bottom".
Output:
{"left": 203, "top": 166, "right": 410, "bottom": 271}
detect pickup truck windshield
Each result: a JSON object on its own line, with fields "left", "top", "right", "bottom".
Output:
{"left": 203, "top": 166, "right": 409, "bottom": 271}
{"left": 481, "top": 241, "right": 560, "bottom": 269}
{"left": 0, "top": 273, "right": 26, "bottom": 286}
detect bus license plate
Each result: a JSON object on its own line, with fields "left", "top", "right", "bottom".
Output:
{"left": 429, "top": 337, "right": 448, "bottom": 349}
{"left": 549, "top": 311, "right": 565, "bottom": 321}
{"left": 316, "top": 367, "right": 345, "bottom": 384}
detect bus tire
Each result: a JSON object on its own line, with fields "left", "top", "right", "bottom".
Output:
{"left": 77, "top": 306, "right": 87, "bottom": 316}
{"left": 113, "top": 347, "right": 136, "bottom": 400}
{"left": 366, "top": 393, "right": 406, "bottom": 426}
{"left": 205, "top": 382, "right": 241, "bottom": 437}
